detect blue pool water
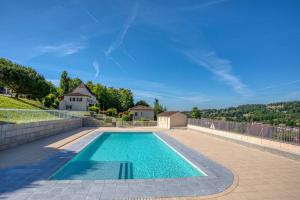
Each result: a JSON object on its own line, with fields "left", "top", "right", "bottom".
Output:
{"left": 51, "top": 132, "right": 205, "bottom": 180}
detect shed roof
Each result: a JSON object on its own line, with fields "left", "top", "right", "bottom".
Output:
{"left": 158, "top": 111, "right": 182, "bottom": 117}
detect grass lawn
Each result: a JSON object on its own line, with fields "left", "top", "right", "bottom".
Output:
{"left": 0, "top": 95, "right": 56, "bottom": 124}
{"left": 0, "top": 95, "right": 46, "bottom": 110}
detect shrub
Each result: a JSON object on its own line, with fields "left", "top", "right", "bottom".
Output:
{"left": 43, "top": 94, "right": 56, "bottom": 108}
{"left": 107, "top": 108, "right": 118, "bottom": 117}
{"left": 121, "top": 114, "right": 131, "bottom": 121}
{"left": 89, "top": 105, "right": 99, "bottom": 113}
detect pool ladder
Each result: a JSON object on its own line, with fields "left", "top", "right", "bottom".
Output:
{"left": 118, "top": 162, "right": 133, "bottom": 179}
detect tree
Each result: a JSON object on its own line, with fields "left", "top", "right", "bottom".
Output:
{"left": 107, "top": 87, "right": 120, "bottom": 111}
{"left": 69, "top": 78, "right": 82, "bottom": 92}
{"left": 119, "top": 88, "right": 134, "bottom": 112}
{"left": 87, "top": 81, "right": 134, "bottom": 112}
{"left": 0, "top": 58, "right": 50, "bottom": 98}
{"left": 135, "top": 100, "right": 150, "bottom": 107}
{"left": 0, "top": 59, "right": 32, "bottom": 97}
{"left": 60, "top": 71, "right": 70, "bottom": 94}
{"left": 191, "top": 107, "right": 201, "bottom": 118}
{"left": 153, "top": 98, "right": 164, "bottom": 120}
{"left": 43, "top": 94, "right": 56, "bottom": 108}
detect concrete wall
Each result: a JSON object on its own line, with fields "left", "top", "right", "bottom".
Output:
{"left": 0, "top": 118, "right": 82, "bottom": 151}
{"left": 83, "top": 117, "right": 114, "bottom": 127}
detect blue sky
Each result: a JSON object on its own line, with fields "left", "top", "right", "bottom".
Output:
{"left": 1, "top": 0, "right": 300, "bottom": 110}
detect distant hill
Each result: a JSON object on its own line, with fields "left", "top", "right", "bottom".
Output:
{"left": 0, "top": 95, "right": 47, "bottom": 110}
{"left": 193, "top": 101, "right": 300, "bottom": 127}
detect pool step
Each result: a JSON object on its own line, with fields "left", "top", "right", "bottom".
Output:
{"left": 118, "top": 162, "right": 133, "bottom": 179}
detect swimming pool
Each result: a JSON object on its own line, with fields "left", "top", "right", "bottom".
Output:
{"left": 51, "top": 132, "right": 206, "bottom": 180}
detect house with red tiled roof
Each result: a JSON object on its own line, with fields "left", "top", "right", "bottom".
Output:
{"left": 59, "top": 83, "right": 98, "bottom": 111}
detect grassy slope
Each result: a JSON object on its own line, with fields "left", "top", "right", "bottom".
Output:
{"left": 0, "top": 95, "right": 46, "bottom": 109}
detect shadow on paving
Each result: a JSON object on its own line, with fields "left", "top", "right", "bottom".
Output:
{"left": 0, "top": 149, "right": 77, "bottom": 198}
{"left": 0, "top": 127, "right": 97, "bottom": 198}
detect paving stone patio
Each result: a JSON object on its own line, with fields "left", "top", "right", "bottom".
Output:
{"left": 0, "top": 127, "right": 299, "bottom": 200}
{"left": 0, "top": 130, "right": 234, "bottom": 199}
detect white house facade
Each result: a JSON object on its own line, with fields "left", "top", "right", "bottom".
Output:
{"left": 59, "top": 83, "right": 97, "bottom": 111}
{"left": 128, "top": 105, "right": 154, "bottom": 121}
{"left": 157, "top": 111, "right": 187, "bottom": 129}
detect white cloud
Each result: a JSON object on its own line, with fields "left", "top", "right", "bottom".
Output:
{"left": 85, "top": 9, "right": 99, "bottom": 23}
{"left": 179, "top": 0, "right": 228, "bottom": 11}
{"left": 37, "top": 42, "right": 87, "bottom": 56}
{"left": 93, "top": 59, "right": 100, "bottom": 78}
{"left": 105, "top": 2, "right": 139, "bottom": 57}
{"left": 181, "top": 49, "right": 252, "bottom": 97}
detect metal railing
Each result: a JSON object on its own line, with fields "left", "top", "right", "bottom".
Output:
{"left": 188, "top": 118, "right": 300, "bottom": 145}
{"left": 116, "top": 120, "right": 157, "bottom": 127}
{"left": 0, "top": 109, "right": 91, "bottom": 124}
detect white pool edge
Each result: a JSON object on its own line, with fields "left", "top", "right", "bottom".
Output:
{"left": 153, "top": 132, "right": 208, "bottom": 176}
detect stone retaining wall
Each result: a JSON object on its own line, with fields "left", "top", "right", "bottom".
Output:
{"left": 83, "top": 117, "right": 115, "bottom": 127}
{"left": 0, "top": 118, "right": 82, "bottom": 151}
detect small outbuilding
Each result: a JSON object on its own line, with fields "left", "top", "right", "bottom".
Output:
{"left": 157, "top": 111, "right": 187, "bottom": 129}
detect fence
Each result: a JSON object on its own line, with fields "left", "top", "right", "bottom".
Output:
{"left": 0, "top": 109, "right": 91, "bottom": 124}
{"left": 188, "top": 118, "right": 300, "bottom": 145}
{"left": 116, "top": 120, "right": 157, "bottom": 127}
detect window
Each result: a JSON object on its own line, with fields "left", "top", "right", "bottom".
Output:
{"left": 69, "top": 97, "right": 72, "bottom": 101}
{"left": 66, "top": 105, "right": 72, "bottom": 110}
{"left": 135, "top": 112, "right": 138, "bottom": 116}
{"left": 79, "top": 98, "right": 82, "bottom": 102}
{"left": 72, "top": 97, "right": 76, "bottom": 101}
{"left": 141, "top": 112, "right": 143, "bottom": 116}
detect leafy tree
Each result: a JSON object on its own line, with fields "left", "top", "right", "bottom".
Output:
{"left": 119, "top": 88, "right": 134, "bottom": 111}
{"left": 43, "top": 94, "right": 56, "bottom": 108}
{"left": 107, "top": 87, "right": 120, "bottom": 111}
{"left": 60, "top": 71, "right": 70, "bottom": 94}
{"left": 135, "top": 100, "right": 150, "bottom": 107}
{"left": 69, "top": 78, "right": 82, "bottom": 92}
{"left": 153, "top": 98, "right": 165, "bottom": 120}
{"left": 87, "top": 82, "right": 134, "bottom": 112}
{"left": 0, "top": 58, "right": 50, "bottom": 98}
{"left": 191, "top": 107, "right": 201, "bottom": 118}
{"left": 107, "top": 108, "right": 118, "bottom": 117}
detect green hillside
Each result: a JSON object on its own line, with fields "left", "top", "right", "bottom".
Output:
{"left": 0, "top": 95, "right": 47, "bottom": 110}
{"left": 198, "top": 101, "right": 300, "bottom": 127}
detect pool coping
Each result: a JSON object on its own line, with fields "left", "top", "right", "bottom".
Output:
{"left": 0, "top": 131, "right": 235, "bottom": 199}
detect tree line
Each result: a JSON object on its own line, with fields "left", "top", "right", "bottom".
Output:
{"left": 0, "top": 58, "right": 51, "bottom": 99}
{"left": 188, "top": 102, "right": 300, "bottom": 127}
{"left": 0, "top": 58, "right": 167, "bottom": 117}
